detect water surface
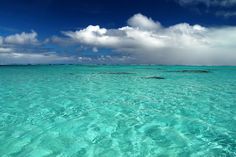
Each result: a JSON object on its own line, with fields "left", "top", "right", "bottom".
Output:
{"left": 0, "top": 65, "right": 236, "bottom": 156}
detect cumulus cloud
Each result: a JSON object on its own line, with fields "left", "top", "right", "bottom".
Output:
{"left": 59, "top": 13, "right": 236, "bottom": 65}
{"left": 127, "top": 13, "right": 161, "bottom": 31}
{"left": 4, "top": 31, "right": 38, "bottom": 45}
{"left": 63, "top": 25, "right": 121, "bottom": 48}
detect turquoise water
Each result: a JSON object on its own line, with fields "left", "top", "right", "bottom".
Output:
{"left": 0, "top": 65, "right": 236, "bottom": 157}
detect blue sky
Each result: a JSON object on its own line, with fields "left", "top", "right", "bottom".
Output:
{"left": 0, "top": 0, "right": 236, "bottom": 65}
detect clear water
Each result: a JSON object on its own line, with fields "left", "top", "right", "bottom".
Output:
{"left": 0, "top": 65, "right": 236, "bottom": 157}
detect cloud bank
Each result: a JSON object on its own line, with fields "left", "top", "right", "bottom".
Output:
{"left": 0, "top": 31, "right": 73, "bottom": 65}
{"left": 0, "top": 52, "right": 73, "bottom": 65}
{"left": 60, "top": 13, "right": 236, "bottom": 65}
{"left": 1, "top": 13, "right": 236, "bottom": 65}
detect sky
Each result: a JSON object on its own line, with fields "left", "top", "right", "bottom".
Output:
{"left": 0, "top": 0, "right": 236, "bottom": 65}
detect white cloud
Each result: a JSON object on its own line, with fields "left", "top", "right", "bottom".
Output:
{"left": 0, "top": 36, "right": 13, "bottom": 53}
{"left": 216, "top": 11, "right": 236, "bottom": 17}
{"left": 92, "top": 47, "right": 98, "bottom": 52}
{"left": 4, "top": 31, "right": 38, "bottom": 45}
{"left": 0, "top": 36, "right": 3, "bottom": 45}
{"left": 77, "top": 55, "right": 136, "bottom": 64}
{"left": 176, "top": 0, "right": 236, "bottom": 17}
{"left": 50, "top": 35, "right": 77, "bottom": 46}
{"left": 0, "top": 52, "right": 73, "bottom": 65}
{"left": 127, "top": 13, "right": 161, "bottom": 31}
{"left": 60, "top": 13, "right": 236, "bottom": 65}
{"left": 1, "top": 15, "right": 236, "bottom": 65}
{"left": 0, "top": 47, "right": 13, "bottom": 53}
{"left": 177, "top": 0, "right": 236, "bottom": 7}
{"left": 0, "top": 32, "right": 74, "bottom": 65}
{"left": 63, "top": 25, "right": 121, "bottom": 48}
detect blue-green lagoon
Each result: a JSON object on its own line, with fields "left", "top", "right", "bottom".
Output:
{"left": 0, "top": 65, "right": 236, "bottom": 157}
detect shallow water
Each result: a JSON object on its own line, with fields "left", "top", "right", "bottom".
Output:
{"left": 0, "top": 65, "right": 236, "bottom": 157}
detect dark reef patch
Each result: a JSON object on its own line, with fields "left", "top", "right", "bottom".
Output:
{"left": 135, "top": 68, "right": 163, "bottom": 70}
{"left": 141, "top": 76, "right": 165, "bottom": 79}
{"left": 167, "top": 70, "right": 210, "bottom": 73}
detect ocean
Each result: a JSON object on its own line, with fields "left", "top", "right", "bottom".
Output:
{"left": 0, "top": 65, "right": 236, "bottom": 156}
